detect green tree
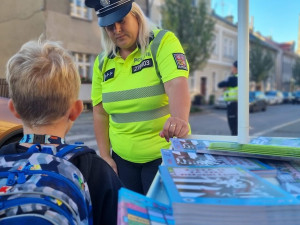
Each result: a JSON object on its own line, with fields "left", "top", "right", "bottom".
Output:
{"left": 161, "top": 0, "right": 215, "bottom": 72}
{"left": 249, "top": 41, "right": 274, "bottom": 90}
{"left": 293, "top": 58, "right": 300, "bottom": 87}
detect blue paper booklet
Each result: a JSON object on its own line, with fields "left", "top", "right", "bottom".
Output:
{"left": 159, "top": 165, "right": 300, "bottom": 206}
{"left": 171, "top": 137, "right": 300, "bottom": 161}
{"left": 160, "top": 149, "right": 276, "bottom": 177}
{"left": 117, "top": 187, "right": 174, "bottom": 225}
{"left": 170, "top": 138, "right": 218, "bottom": 151}
{"left": 250, "top": 136, "right": 300, "bottom": 147}
{"left": 259, "top": 159, "right": 300, "bottom": 198}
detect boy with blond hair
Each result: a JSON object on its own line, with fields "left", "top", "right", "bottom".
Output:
{"left": 1, "top": 39, "right": 123, "bottom": 225}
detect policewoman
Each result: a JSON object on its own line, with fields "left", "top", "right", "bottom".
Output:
{"left": 85, "top": 0, "right": 191, "bottom": 194}
{"left": 218, "top": 60, "right": 238, "bottom": 136}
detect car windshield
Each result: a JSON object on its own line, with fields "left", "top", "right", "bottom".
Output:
{"left": 295, "top": 91, "right": 300, "bottom": 97}
{"left": 266, "top": 91, "right": 276, "bottom": 96}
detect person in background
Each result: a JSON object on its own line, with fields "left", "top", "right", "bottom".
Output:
{"left": 218, "top": 60, "right": 238, "bottom": 136}
{"left": 2, "top": 39, "right": 123, "bottom": 225}
{"left": 85, "top": 0, "right": 191, "bottom": 195}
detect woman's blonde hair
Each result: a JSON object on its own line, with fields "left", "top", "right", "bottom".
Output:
{"left": 100, "top": 2, "right": 156, "bottom": 56}
{"left": 6, "top": 39, "right": 80, "bottom": 128}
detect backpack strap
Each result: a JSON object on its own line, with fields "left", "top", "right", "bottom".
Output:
{"left": 150, "top": 29, "right": 168, "bottom": 81}
{"left": 56, "top": 144, "right": 96, "bottom": 161}
{"left": 27, "top": 144, "right": 57, "bottom": 155}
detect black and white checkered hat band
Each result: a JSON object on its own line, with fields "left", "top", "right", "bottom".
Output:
{"left": 96, "top": 0, "right": 131, "bottom": 16}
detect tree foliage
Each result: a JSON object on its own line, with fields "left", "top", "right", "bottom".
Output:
{"left": 249, "top": 40, "right": 274, "bottom": 89}
{"left": 161, "top": 0, "right": 215, "bottom": 72}
{"left": 293, "top": 58, "right": 300, "bottom": 86}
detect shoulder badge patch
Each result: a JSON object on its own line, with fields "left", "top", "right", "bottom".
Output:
{"left": 173, "top": 53, "right": 188, "bottom": 71}
{"left": 103, "top": 68, "right": 115, "bottom": 81}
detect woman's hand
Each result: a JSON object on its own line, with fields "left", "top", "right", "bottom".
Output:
{"left": 102, "top": 156, "right": 118, "bottom": 175}
{"left": 159, "top": 116, "right": 189, "bottom": 142}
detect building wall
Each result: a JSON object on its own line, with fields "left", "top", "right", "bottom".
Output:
{"left": 297, "top": 15, "right": 300, "bottom": 55}
{"left": 0, "top": 0, "right": 102, "bottom": 100}
{"left": 0, "top": 0, "right": 46, "bottom": 79}
{"left": 190, "top": 15, "right": 237, "bottom": 102}
{"left": 281, "top": 52, "right": 296, "bottom": 91}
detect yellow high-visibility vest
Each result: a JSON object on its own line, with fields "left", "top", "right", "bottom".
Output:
{"left": 91, "top": 29, "right": 189, "bottom": 163}
{"left": 223, "top": 74, "right": 238, "bottom": 102}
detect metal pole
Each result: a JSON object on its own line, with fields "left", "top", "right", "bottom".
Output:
{"left": 238, "top": 0, "right": 249, "bottom": 144}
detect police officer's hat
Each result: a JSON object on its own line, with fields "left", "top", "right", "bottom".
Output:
{"left": 85, "top": 0, "right": 133, "bottom": 27}
{"left": 233, "top": 60, "right": 238, "bottom": 68}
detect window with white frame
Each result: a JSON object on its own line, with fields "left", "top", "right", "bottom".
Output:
{"left": 72, "top": 53, "right": 94, "bottom": 83}
{"left": 192, "top": 0, "right": 198, "bottom": 7}
{"left": 212, "top": 34, "right": 218, "bottom": 56}
{"left": 189, "top": 74, "right": 195, "bottom": 92}
{"left": 223, "top": 36, "right": 235, "bottom": 59}
{"left": 70, "top": 0, "right": 92, "bottom": 20}
{"left": 212, "top": 72, "right": 216, "bottom": 92}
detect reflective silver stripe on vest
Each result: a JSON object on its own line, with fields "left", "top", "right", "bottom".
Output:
{"left": 151, "top": 30, "right": 168, "bottom": 80}
{"left": 102, "top": 83, "right": 165, "bottom": 103}
{"left": 111, "top": 104, "right": 169, "bottom": 123}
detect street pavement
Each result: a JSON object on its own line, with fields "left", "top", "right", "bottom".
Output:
{"left": 192, "top": 105, "right": 300, "bottom": 138}
{"left": 67, "top": 105, "right": 300, "bottom": 152}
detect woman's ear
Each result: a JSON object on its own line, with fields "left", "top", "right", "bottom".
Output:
{"left": 8, "top": 99, "right": 21, "bottom": 119}
{"left": 69, "top": 100, "right": 83, "bottom": 122}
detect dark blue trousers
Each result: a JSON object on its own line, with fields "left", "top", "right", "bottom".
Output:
{"left": 112, "top": 151, "right": 162, "bottom": 195}
{"left": 227, "top": 101, "right": 238, "bottom": 136}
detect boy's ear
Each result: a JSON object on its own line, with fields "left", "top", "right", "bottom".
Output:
{"left": 8, "top": 99, "right": 21, "bottom": 119}
{"left": 69, "top": 100, "right": 83, "bottom": 122}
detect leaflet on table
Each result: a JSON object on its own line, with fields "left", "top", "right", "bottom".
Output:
{"left": 170, "top": 137, "right": 228, "bottom": 151}
{"left": 250, "top": 136, "right": 300, "bottom": 147}
{"left": 159, "top": 165, "right": 300, "bottom": 206}
{"left": 208, "top": 142, "right": 300, "bottom": 161}
{"left": 171, "top": 137, "right": 300, "bottom": 161}
{"left": 117, "top": 187, "right": 174, "bottom": 225}
{"left": 260, "top": 159, "right": 300, "bottom": 198}
{"left": 160, "top": 149, "right": 276, "bottom": 177}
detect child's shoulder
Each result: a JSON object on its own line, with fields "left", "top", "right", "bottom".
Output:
{"left": 0, "top": 142, "right": 21, "bottom": 155}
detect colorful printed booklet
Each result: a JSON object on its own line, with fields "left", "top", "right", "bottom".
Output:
{"left": 170, "top": 137, "right": 300, "bottom": 161}
{"left": 250, "top": 136, "right": 300, "bottom": 147}
{"left": 117, "top": 187, "right": 174, "bottom": 225}
{"left": 259, "top": 159, "right": 300, "bottom": 199}
{"left": 160, "top": 149, "right": 276, "bottom": 177}
{"left": 159, "top": 165, "right": 300, "bottom": 225}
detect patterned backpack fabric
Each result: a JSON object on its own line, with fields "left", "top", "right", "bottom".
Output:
{"left": 0, "top": 144, "right": 94, "bottom": 225}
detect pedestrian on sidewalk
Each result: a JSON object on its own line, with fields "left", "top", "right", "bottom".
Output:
{"left": 218, "top": 60, "right": 238, "bottom": 136}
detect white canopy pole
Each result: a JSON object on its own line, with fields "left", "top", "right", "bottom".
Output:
{"left": 238, "top": 0, "right": 250, "bottom": 144}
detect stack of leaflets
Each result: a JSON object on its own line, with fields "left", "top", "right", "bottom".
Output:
{"left": 250, "top": 136, "right": 300, "bottom": 147}
{"left": 170, "top": 137, "right": 220, "bottom": 152}
{"left": 159, "top": 165, "right": 300, "bottom": 225}
{"left": 160, "top": 149, "right": 276, "bottom": 177}
{"left": 208, "top": 141, "right": 300, "bottom": 161}
{"left": 170, "top": 137, "right": 300, "bottom": 161}
{"left": 259, "top": 159, "right": 300, "bottom": 199}
{"left": 117, "top": 187, "right": 174, "bottom": 225}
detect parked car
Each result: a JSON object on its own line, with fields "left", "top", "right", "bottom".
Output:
{"left": 0, "top": 97, "right": 23, "bottom": 148}
{"left": 249, "top": 91, "right": 267, "bottom": 113}
{"left": 265, "top": 90, "right": 284, "bottom": 105}
{"left": 282, "top": 91, "right": 294, "bottom": 103}
{"left": 214, "top": 95, "right": 227, "bottom": 109}
{"left": 292, "top": 91, "right": 300, "bottom": 104}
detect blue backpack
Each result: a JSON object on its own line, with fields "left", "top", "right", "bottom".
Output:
{"left": 0, "top": 144, "right": 94, "bottom": 225}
